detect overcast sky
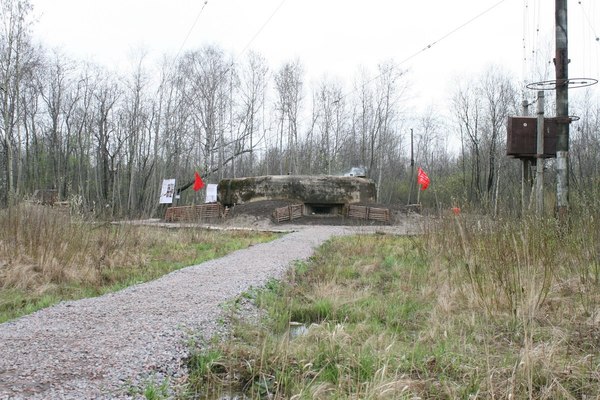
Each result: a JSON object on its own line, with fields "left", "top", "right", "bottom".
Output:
{"left": 30, "top": 0, "right": 599, "bottom": 112}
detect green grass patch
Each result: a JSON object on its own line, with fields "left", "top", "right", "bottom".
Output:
{"left": 185, "top": 217, "right": 600, "bottom": 399}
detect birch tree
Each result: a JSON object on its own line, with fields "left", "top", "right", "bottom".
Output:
{"left": 274, "top": 60, "right": 303, "bottom": 174}
{"left": 236, "top": 51, "right": 268, "bottom": 176}
{"left": 0, "top": 0, "right": 36, "bottom": 205}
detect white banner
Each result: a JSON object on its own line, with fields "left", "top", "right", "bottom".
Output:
{"left": 159, "top": 179, "right": 176, "bottom": 204}
{"left": 205, "top": 184, "right": 218, "bottom": 203}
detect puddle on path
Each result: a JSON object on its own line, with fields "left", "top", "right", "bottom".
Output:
{"left": 288, "top": 321, "right": 309, "bottom": 339}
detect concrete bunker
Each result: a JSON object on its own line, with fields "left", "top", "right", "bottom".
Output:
{"left": 218, "top": 175, "right": 376, "bottom": 216}
{"left": 304, "top": 203, "right": 343, "bottom": 216}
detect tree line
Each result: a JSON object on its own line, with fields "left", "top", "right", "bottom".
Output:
{"left": 1, "top": 0, "right": 599, "bottom": 218}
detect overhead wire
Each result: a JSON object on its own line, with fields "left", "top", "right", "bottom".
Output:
{"left": 173, "top": 1, "right": 209, "bottom": 63}
{"left": 201, "top": 0, "right": 289, "bottom": 104}
{"left": 174, "top": 0, "right": 509, "bottom": 112}
{"left": 523, "top": 0, "right": 544, "bottom": 92}
{"left": 526, "top": 0, "right": 548, "bottom": 82}
{"left": 328, "top": 0, "right": 509, "bottom": 105}
{"left": 576, "top": 0, "right": 600, "bottom": 79}
{"left": 165, "top": 0, "right": 287, "bottom": 92}
{"left": 533, "top": 0, "right": 543, "bottom": 80}
{"left": 238, "top": 0, "right": 288, "bottom": 60}
{"left": 223, "top": 0, "right": 288, "bottom": 78}
{"left": 169, "top": 0, "right": 526, "bottom": 150}
{"left": 178, "top": 0, "right": 290, "bottom": 160}
{"left": 523, "top": 0, "right": 530, "bottom": 93}
{"left": 283, "top": 0, "right": 512, "bottom": 134}
{"left": 581, "top": 1, "right": 588, "bottom": 78}
{"left": 577, "top": 0, "right": 599, "bottom": 42}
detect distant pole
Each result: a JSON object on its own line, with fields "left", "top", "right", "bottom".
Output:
{"left": 555, "top": 0, "right": 569, "bottom": 218}
{"left": 407, "top": 128, "right": 415, "bottom": 205}
{"left": 535, "top": 90, "right": 545, "bottom": 214}
{"left": 521, "top": 100, "right": 531, "bottom": 215}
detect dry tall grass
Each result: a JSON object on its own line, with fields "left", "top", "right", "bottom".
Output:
{"left": 0, "top": 204, "right": 279, "bottom": 322}
{"left": 425, "top": 212, "right": 600, "bottom": 398}
{"left": 0, "top": 204, "right": 145, "bottom": 290}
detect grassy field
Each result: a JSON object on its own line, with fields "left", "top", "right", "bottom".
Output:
{"left": 183, "top": 214, "right": 600, "bottom": 399}
{"left": 3, "top": 203, "right": 599, "bottom": 399}
{"left": 0, "top": 204, "right": 280, "bottom": 323}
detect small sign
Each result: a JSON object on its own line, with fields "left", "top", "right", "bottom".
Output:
{"left": 159, "top": 179, "right": 176, "bottom": 204}
{"left": 205, "top": 184, "right": 218, "bottom": 203}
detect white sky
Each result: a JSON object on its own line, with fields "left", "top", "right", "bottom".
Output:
{"left": 30, "top": 0, "right": 599, "bottom": 113}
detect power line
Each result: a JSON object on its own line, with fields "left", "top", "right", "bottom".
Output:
{"left": 578, "top": 0, "right": 599, "bottom": 42}
{"left": 238, "top": 0, "right": 288, "bottom": 59}
{"left": 211, "top": 0, "right": 289, "bottom": 91}
{"left": 331, "top": 0, "right": 509, "bottom": 104}
{"left": 173, "top": 1, "right": 209, "bottom": 63}
{"left": 523, "top": 0, "right": 530, "bottom": 89}
{"left": 523, "top": 0, "right": 544, "bottom": 85}
{"left": 576, "top": 0, "right": 600, "bottom": 79}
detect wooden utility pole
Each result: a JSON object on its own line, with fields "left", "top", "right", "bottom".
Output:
{"left": 555, "top": 0, "right": 569, "bottom": 217}
{"left": 535, "top": 91, "right": 545, "bottom": 214}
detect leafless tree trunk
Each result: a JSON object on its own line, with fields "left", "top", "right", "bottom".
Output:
{"left": 453, "top": 83, "right": 482, "bottom": 203}
{"left": 478, "top": 66, "right": 517, "bottom": 202}
{"left": 237, "top": 51, "right": 268, "bottom": 176}
{"left": 274, "top": 60, "right": 303, "bottom": 174}
{"left": 92, "top": 76, "right": 121, "bottom": 209}
{"left": 0, "top": 0, "right": 35, "bottom": 206}
{"left": 179, "top": 46, "right": 231, "bottom": 183}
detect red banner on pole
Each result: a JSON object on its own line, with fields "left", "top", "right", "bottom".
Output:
{"left": 193, "top": 171, "right": 204, "bottom": 191}
{"left": 417, "top": 167, "right": 430, "bottom": 191}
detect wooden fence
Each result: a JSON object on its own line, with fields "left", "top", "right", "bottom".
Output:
{"left": 346, "top": 205, "right": 391, "bottom": 223}
{"left": 272, "top": 204, "right": 304, "bottom": 223}
{"left": 164, "top": 203, "right": 226, "bottom": 222}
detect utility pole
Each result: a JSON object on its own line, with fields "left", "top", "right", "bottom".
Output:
{"left": 521, "top": 100, "right": 531, "bottom": 215}
{"left": 535, "top": 91, "right": 545, "bottom": 214}
{"left": 555, "top": 0, "right": 569, "bottom": 217}
{"left": 407, "top": 128, "right": 415, "bottom": 205}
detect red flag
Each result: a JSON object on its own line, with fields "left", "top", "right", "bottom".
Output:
{"left": 417, "top": 167, "right": 430, "bottom": 191}
{"left": 193, "top": 171, "right": 204, "bottom": 191}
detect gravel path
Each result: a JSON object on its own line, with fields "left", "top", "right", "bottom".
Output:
{"left": 0, "top": 224, "right": 416, "bottom": 399}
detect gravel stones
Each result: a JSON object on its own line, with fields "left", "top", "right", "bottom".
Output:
{"left": 0, "top": 224, "right": 415, "bottom": 399}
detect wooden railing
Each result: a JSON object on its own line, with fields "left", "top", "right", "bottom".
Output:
{"left": 272, "top": 204, "right": 304, "bottom": 223}
{"left": 346, "top": 205, "right": 391, "bottom": 223}
{"left": 164, "top": 204, "right": 226, "bottom": 222}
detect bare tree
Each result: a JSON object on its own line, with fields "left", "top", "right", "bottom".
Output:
{"left": 121, "top": 52, "right": 154, "bottom": 215}
{"left": 274, "top": 60, "right": 303, "bottom": 174}
{"left": 179, "top": 46, "right": 231, "bottom": 182}
{"left": 452, "top": 66, "right": 518, "bottom": 207}
{"left": 415, "top": 105, "right": 443, "bottom": 168}
{"left": 478, "top": 66, "right": 518, "bottom": 199}
{"left": 235, "top": 51, "right": 269, "bottom": 176}
{"left": 452, "top": 81, "right": 483, "bottom": 202}
{"left": 92, "top": 73, "right": 121, "bottom": 208}
{"left": 0, "top": 0, "right": 36, "bottom": 205}
{"left": 350, "top": 63, "right": 406, "bottom": 200}
{"left": 313, "top": 78, "right": 345, "bottom": 175}
{"left": 36, "top": 51, "right": 84, "bottom": 200}
{"left": 570, "top": 91, "right": 600, "bottom": 196}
